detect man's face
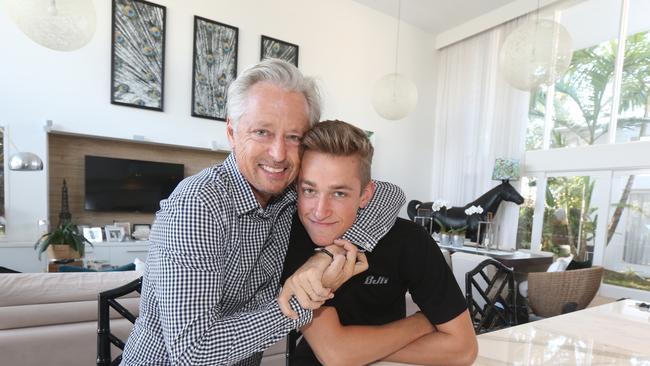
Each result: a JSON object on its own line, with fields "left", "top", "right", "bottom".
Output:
{"left": 297, "top": 150, "right": 373, "bottom": 246}
{"left": 227, "top": 81, "right": 310, "bottom": 206}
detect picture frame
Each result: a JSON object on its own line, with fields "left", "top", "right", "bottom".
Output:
{"left": 191, "top": 16, "right": 238, "bottom": 121}
{"left": 132, "top": 223, "right": 152, "bottom": 240}
{"left": 83, "top": 227, "right": 104, "bottom": 243}
{"left": 105, "top": 225, "right": 126, "bottom": 242}
{"left": 113, "top": 222, "right": 132, "bottom": 238}
{"left": 110, "top": 0, "right": 166, "bottom": 111}
{"left": 260, "top": 35, "right": 299, "bottom": 67}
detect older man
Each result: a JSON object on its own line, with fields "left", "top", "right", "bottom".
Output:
{"left": 121, "top": 60, "right": 404, "bottom": 366}
{"left": 282, "top": 120, "right": 477, "bottom": 366}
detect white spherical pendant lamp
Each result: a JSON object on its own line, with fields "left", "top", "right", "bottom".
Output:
{"left": 372, "top": 73, "right": 418, "bottom": 120}
{"left": 4, "top": 0, "right": 96, "bottom": 52}
{"left": 499, "top": 19, "right": 573, "bottom": 91}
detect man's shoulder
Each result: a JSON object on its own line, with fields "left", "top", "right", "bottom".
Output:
{"left": 168, "top": 163, "right": 234, "bottom": 205}
{"left": 384, "top": 217, "right": 430, "bottom": 240}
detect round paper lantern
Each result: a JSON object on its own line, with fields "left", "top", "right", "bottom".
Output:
{"left": 4, "top": 0, "right": 96, "bottom": 52}
{"left": 371, "top": 73, "right": 418, "bottom": 120}
{"left": 499, "top": 19, "right": 573, "bottom": 91}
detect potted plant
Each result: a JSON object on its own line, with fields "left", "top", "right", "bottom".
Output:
{"left": 449, "top": 226, "right": 467, "bottom": 248}
{"left": 34, "top": 222, "right": 93, "bottom": 260}
{"left": 433, "top": 218, "right": 451, "bottom": 246}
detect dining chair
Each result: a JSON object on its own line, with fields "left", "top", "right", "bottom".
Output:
{"left": 465, "top": 258, "right": 517, "bottom": 334}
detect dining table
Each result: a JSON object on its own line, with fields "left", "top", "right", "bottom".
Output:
{"left": 372, "top": 299, "right": 650, "bottom": 365}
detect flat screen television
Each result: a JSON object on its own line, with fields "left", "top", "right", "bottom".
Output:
{"left": 84, "top": 155, "right": 184, "bottom": 213}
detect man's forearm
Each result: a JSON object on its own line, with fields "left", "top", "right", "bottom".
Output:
{"left": 302, "top": 309, "right": 433, "bottom": 366}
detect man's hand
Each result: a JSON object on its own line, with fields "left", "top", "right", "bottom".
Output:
{"left": 321, "top": 240, "right": 368, "bottom": 290}
{"left": 278, "top": 252, "right": 334, "bottom": 319}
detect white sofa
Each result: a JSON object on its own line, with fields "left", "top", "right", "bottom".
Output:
{"left": 0, "top": 271, "right": 142, "bottom": 366}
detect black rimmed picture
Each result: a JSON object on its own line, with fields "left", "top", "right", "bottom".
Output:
{"left": 260, "top": 35, "right": 299, "bottom": 67}
{"left": 111, "top": 0, "right": 166, "bottom": 111}
{"left": 191, "top": 16, "right": 238, "bottom": 121}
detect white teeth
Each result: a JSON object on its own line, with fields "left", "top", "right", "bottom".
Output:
{"left": 261, "top": 165, "right": 284, "bottom": 173}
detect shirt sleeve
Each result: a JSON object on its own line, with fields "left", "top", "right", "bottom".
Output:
{"left": 402, "top": 225, "right": 467, "bottom": 325}
{"left": 341, "top": 180, "right": 405, "bottom": 251}
{"left": 152, "top": 193, "right": 312, "bottom": 365}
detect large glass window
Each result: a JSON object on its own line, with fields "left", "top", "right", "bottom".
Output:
{"left": 541, "top": 175, "right": 600, "bottom": 260}
{"left": 516, "top": 176, "right": 537, "bottom": 250}
{"left": 0, "top": 127, "right": 4, "bottom": 237}
{"left": 603, "top": 172, "right": 650, "bottom": 291}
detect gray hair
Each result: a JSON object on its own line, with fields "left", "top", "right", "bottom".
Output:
{"left": 226, "top": 59, "right": 321, "bottom": 129}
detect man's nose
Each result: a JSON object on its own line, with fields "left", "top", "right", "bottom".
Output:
{"left": 268, "top": 136, "right": 286, "bottom": 162}
{"left": 313, "top": 196, "right": 332, "bottom": 220}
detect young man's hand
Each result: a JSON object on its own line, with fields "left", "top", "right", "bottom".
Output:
{"left": 278, "top": 241, "right": 368, "bottom": 319}
{"left": 321, "top": 240, "right": 368, "bottom": 291}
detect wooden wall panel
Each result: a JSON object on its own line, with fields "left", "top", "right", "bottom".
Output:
{"left": 48, "top": 134, "right": 228, "bottom": 231}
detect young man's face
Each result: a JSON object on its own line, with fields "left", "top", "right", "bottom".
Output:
{"left": 297, "top": 150, "right": 373, "bottom": 246}
{"left": 227, "top": 81, "right": 310, "bottom": 207}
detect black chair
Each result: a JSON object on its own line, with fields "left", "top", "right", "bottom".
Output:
{"left": 285, "top": 330, "right": 302, "bottom": 366}
{"left": 97, "top": 277, "right": 142, "bottom": 366}
{"left": 465, "top": 258, "right": 517, "bottom": 334}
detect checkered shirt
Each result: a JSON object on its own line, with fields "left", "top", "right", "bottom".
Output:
{"left": 121, "top": 154, "right": 404, "bottom": 366}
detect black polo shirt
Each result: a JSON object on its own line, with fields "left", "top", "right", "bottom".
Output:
{"left": 280, "top": 216, "right": 467, "bottom": 365}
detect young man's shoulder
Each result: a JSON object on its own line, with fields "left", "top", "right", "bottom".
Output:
{"left": 383, "top": 217, "right": 432, "bottom": 241}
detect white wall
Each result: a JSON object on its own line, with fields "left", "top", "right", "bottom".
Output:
{"left": 0, "top": 0, "right": 436, "bottom": 271}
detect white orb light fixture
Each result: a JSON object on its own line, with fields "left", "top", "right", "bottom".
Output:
{"left": 4, "top": 0, "right": 96, "bottom": 52}
{"left": 499, "top": 19, "right": 573, "bottom": 91}
{"left": 372, "top": 73, "right": 418, "bottom": 120}
{"left": 372, "top": 0, "right": 418, "bottom": 120}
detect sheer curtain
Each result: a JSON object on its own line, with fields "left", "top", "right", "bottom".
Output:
{"left": 430, "top": 16, "right": 531, "bottom": 250}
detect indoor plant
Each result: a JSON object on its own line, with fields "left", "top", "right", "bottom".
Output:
{"left": 449, "top": 226, "right": 467, "bottom": 248}
{"left": 34, "top": 222, "right": 93, "bottom": 260}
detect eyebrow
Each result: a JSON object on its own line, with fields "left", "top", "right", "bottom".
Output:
{"left": 300, "top": 179, "right": 353, "bottom": 191}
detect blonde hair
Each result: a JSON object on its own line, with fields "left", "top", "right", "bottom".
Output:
{"left": 301, "top": 120, "right": 373, "bottom": 187}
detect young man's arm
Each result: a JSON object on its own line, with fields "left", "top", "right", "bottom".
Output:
{"left": 382, "top": 310, "right": 478, "bottom": 366}
{"left": 301, "top": 307, "right": 435, "bottom": 366}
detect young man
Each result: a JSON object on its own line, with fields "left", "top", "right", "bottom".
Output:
{"left": 121, "top": 61, "right": 405, "bottom": 366}
{"left": 281, "top": 120, "right": 478, "bottom": 366}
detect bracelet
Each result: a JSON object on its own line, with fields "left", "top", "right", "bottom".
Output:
{"left": 314, "top": 247, "right": 334, "bottom": 259}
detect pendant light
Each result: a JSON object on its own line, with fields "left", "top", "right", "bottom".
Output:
{"left": 371, "top": 0, "right": 418, "bottom": 120}
{"left": 3, "top": 0, "right": 96, "bottom": 52}
{"left": 499, "top": 2, "right": 573, "bottom": 91}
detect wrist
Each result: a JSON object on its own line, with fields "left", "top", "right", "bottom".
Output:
{"left": 314, "top": 247, "right": 335, "bottom": 260}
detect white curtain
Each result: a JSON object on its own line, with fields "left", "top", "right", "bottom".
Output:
{"left": 430, "top": 16, "right": 531, "bottom": 250}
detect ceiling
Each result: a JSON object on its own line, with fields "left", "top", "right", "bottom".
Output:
{"left": 353, "top": 0, "right": 519, "bottom": 35}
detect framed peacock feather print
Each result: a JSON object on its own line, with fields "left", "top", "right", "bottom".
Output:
{"left": 260, "top": 35, "right": 299, "bottom": 67}
{"left": 191, "top": 16, "right": 238, "bottom": 121}
{"left": 110, "top": 0, "right": 166, "bottom": 111}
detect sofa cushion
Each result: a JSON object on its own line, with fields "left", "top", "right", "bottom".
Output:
{"left": 0, "top": 271, "right": 142, "bottom": 306}
{"left": 0, "top": 297, "right": 141, "bottom": 330}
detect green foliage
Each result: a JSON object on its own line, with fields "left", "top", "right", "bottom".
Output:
{"left": 448, "top": 225, "right": 467, "bottom": 235}
{"left": 34, "top": 222, "right": 92, "bottom": 260}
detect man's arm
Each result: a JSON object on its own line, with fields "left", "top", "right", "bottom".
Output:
{"left": 343, "top": 181, "right": 405, "bottom": 251}
{"left": 382, "top": 310, "right": 478, "bottom": 366}
{"left": 152, "top": 194, "right": 311, "bottom": 365}
{"left": 301, "top": 307, "right": 435, "bottom": 366}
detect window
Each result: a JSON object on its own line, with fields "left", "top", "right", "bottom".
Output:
{"left": 516, "top": 176, "right": 537, "bottom": 250}
{"left": 0, "top": 127, "right": 4, "bottom": 236}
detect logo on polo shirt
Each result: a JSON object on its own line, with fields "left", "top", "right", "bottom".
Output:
{"left": 362, "top": 275, "right": 389, "bottom": 285}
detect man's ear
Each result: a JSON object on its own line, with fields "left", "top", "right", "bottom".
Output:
{"left": 359, "top": 180, "right": 375, "bottom": 209}
{"left": 226, "top": 118, "right": 236, "bottom": 149}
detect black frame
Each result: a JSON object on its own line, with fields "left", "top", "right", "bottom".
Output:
{"left": 110, "top": 0, "right": 166, "bottom": 111}
{"left": 191, "top": 16, "right": 239, "bottom": 121}
{"left": 260, "top": 35, "right": 299, "bottom": 67}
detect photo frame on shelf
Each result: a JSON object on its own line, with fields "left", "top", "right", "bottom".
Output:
{"left": 105, "top": 225, "right": 126, "bottom": 242}
{"left": 83, "top": 227, "right": 104, "bottom": 243}
{"left": 260, "top": 35, "right": 299, "bottom": 67}
{"left": 132, "top": 223, "right": 152, "bottom": 241}
{"left": 113, "top": 222, "right": 132, "bottom": 238}
{"left": 110, "top": 0, "right": 166, "bottom": 111}
{"left": 191, "top": 16, "right": 238, "bottom": 121}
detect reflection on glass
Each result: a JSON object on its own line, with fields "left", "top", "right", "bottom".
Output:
{"left": 0, "top": 127, "right": 4, "bottom": 237}
{"left": 603, "top": 173, "right": 650, "bottom": 292}
{"left": 542, "top": 176, "right": 598, "bottom": 260}
{"left": 616, "top": 0, "right": 650, "bottom": 144}
{"left": 516, "top": 177, "right": 537, "bottom": 249}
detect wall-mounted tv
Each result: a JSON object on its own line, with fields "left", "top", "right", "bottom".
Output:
{"left": 85, "top": 155, "right": 184, "bottom": 213}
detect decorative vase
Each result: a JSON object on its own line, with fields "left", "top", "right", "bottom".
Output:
{"left": 439, "top": 233, "right": 451, "bottom": 247}
{"left": 46, "top": 244, "right": 81, "bottom": 260}
{"left": 452, "top": 234, "right": 465, "bottom": 248}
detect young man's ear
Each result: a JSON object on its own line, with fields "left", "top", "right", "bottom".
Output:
{"left": 359, "top": 181, "right": 376, "bottom": 209}
{"left": 226, "top": 118, "right": 236, "bottom": 149}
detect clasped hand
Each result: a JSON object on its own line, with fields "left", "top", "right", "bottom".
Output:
{"left": 278, "top": 239, "right": 368, "bottom": 319}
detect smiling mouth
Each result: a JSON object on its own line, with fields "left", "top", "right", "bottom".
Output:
{"left": 308, "top": 218, "right": 337, "bottom": 226}
{"left": 259, "top": 164, "right": 287, "bottom": 174}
